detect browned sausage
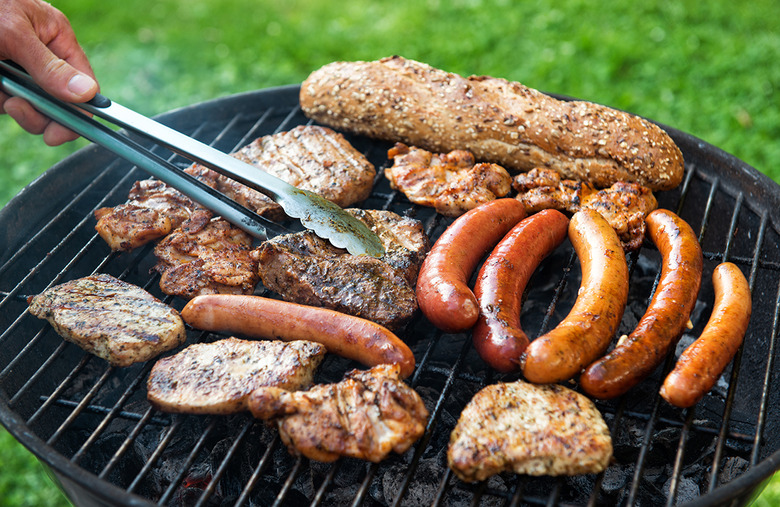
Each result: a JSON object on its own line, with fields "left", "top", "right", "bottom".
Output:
{"left": 580, "top": 209, "right": 703, "bottom": 399}
{"left": 521, "top": 209, "right": 629, "bottom": 384}
{"left": 472, "top": 209, "right": 569, "bottom": 372}
{"left": 660, "top": 262, "right": 751, "bottom": 408}
{"left": 416, "top": 198, "right": 526, "bottom": 332}
{"left": 181, "top": 294, "right": 416, "bottom": 378}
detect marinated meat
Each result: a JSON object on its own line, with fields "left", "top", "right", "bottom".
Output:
{"left": 27, "top": 274, "right": 186, "bottom": 367}
{"left": 386, "top": 143, "right": 512, "bottom": 217}
{"left": 94, "top": 178, "right": 213, "bottom": 251}
{"left": 248, "top": 364, "right": 428, "bottom": 463}
{"left": 255, "top": 209, "right": 429, "bottom": 331}
{"left": 232, "top": 125, "right": 376, "bottom": 210}
{"left": 513, "top": 167, "right": 658, "bottom": 251}
{"left": 94, "top": 125, "right": 375, "bottom": 251}
{"left": 447, "top": 380, "right": 612, "bottom": 482}
{"left": 153, "top": 217, "right": 259, "bottom": 299}
{"left": 147, "top": 337, "right": 326, "bottom": 414}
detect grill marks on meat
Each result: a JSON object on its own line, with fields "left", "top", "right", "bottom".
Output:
{"left": 447, "top": 380, "right": 612, "bottom": 482}
{"left": 94, "top": 178, "right": 213, "bottom": 251}
{"left": 147, "top": 337, "right": 326, "bottom": 414}
{"left": 153, "top": 217, "right": 259, "bottom": 299}
{"left": 386, "top": 143, "right": 512, "bottom": 217}
{"left": 255, "top": 209, "right": 429, "bottom": 331}
{"left": 513, "top": 168, "right": 658, "bottom": 251}
{"left": 27, "top": 274, "right": 186, "bottom": 367}
{"left": 233, "top": 125, "right": 376, "bottom": 209}
{"left": 94, "top": 125, "right": 375, "bottom": 251}
{"left": 248, "top": 364, "right": 428, "bottom": 463}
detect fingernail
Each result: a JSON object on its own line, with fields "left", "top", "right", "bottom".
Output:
{"left": 67, "top": 74, "right": 95, "bottom": 97}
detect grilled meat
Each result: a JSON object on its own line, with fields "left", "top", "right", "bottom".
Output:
{"left": 255, "top": 209, "right": 429, "bottom": 331}
{"left": 447, "top": 380, "right": 612, "bottom": 482}
{"left": 513, "top": 167, "right": 658, "bottom": 251}
{"left": 94, "top": 178, "right": 214, "bottom": 251}
{"left": 94, "top": 125, "right": 375, "bottom": 251}
{"left": 248, "top": 364, "right": 428, "bottom": 463}
{"left": 153, "top": 217, "right": 259, "bottom": 299}
{"left": 27, "top": 274, "right": 186, "bottom": 367}
{"left": 386, "top": 143, "right": 512, "bottom": 217}
{"left": 147, "top": 337, "right": 326, "bottom": 414}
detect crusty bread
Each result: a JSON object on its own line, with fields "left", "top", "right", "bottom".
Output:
{"left": 300, "top": 56, "right": 684, "bottom": 191}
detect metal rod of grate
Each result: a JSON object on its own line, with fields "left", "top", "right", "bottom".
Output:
{"left": 1, "top": 93, "right": 780, "bottom": 507}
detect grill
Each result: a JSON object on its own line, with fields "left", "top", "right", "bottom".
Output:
{"left": 2, "top": 84, "right": 780, "bottom": 507}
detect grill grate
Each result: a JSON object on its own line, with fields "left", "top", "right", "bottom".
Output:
{"left": 2, "top": 85, "right": 780, "bottom": 506}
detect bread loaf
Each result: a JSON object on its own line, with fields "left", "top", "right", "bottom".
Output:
{"left": 300, "top": 56, "right": 684, "bottom": 191}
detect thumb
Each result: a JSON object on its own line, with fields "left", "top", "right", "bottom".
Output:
{"left": 14, "top": 37, "right": 98, "bottom": 103}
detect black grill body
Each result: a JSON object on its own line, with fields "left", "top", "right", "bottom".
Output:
{"left": 2, "top": 85, "right": 780, "bottom": 506}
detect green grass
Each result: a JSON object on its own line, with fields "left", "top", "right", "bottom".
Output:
{"left": 1, "top": 0, "right": 779, "bottom": 505}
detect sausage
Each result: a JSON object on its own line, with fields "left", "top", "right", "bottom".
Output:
{"left": 416, "top": 198, "right": 526, "bottom": 332}
{"left": 471, "top": 209, "right": 569, "bottom": 372}
{"left": 521, "top": 209, "right": 629, "bottom": 384}
{"left": 580, "top": 209, "right": 703, "bottom": 399}
{"left": 660, "top": 262, "right": 752, "bottom": 408}
{"left": 180, "top": 294, "right": 416, "bottom": 378}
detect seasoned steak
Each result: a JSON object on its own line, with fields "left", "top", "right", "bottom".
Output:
{"left": 447, "top": 380, "right": 612, "bottom": 482}
{"left": 255, "top": 209, "right": 429, "bottom": 331}
{"left": 147, "top": 337, "right": 326, "bottom": 414}
{"left": 27, "top": 274, "right": 186, "bottom": 367}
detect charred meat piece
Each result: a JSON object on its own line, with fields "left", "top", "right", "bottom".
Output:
{"left": 147, "top": 337, "right": 326, "bottom": 414}
{"left": 94, "top": 125, "right": 374, "bottom": 251}
{"left": 27, "top": 274, "right": 186, "bottom": 367}
{"left": 386, "top": 143, "right": 512, "bottom": 217}
{"left": 153, "top": 217, "right": 260, "bottom": 299}
{"left": 513, "top": 167, "right": 657, "bottom": 251}
{"left": 94, "top": 178, "right": 213, "bottom": 251}
{"left": 447, "top": 380, "right": 612, "bottom": 482}
{"left": 248, "top": 364, "right": 428, "bottom": 463}
{"left": 255, "top": 209, "right": 429, "bottom": 331}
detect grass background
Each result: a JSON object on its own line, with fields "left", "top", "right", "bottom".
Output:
{"left": 0, "top": 0, "right": 778, "bottom": 505}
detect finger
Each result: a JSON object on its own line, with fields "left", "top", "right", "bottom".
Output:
{"left": 3, "top": 96, "right": 79, "bottom": 145}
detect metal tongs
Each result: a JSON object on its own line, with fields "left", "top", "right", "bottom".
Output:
{"left": 0, "top": 60, "right": 385, "bottom": 257}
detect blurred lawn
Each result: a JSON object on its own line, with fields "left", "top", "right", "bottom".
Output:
{"left": 1, "top": 0, "right": 779, "bottom": 505}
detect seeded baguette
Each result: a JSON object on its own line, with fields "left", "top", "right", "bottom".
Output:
{"left": 300, "top": 56, "right": 684, "bottom": 191}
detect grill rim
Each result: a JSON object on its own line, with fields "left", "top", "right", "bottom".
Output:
{"left": 1, "top": 83, "right": 779, "bottom": 506}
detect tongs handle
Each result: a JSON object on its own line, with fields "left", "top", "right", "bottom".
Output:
{"left": 0, "top": 60, "right": 278, "bottom": 240}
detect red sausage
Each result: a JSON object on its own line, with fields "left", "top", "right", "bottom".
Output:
{"left": 416, "top": 198, "right": 526, "bottom": 332}
{"left": 181, "top": 294, "right": 416, "bottom": 378}
{"left": 580, "top": 209, "right": 703, "bottom": 399}
{"left": 472, "top": 209, "right": 569, "bottom": 372}
{"left": 521, "top": 209, "right": 629, "bottom": 384}
{"left": 660, "top": 262, "right": 752, "bottom": 408}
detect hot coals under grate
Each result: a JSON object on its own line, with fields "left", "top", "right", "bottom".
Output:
{"left": 2, "top": 85, "right": 780, "bottom": 507}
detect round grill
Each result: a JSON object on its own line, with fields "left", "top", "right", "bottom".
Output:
{"left": 2, "top": 85, "right": 780, "bottom": 506}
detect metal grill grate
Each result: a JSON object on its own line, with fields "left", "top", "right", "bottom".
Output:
{"left": 2, "top": 85, "right": 780, "bottom": 506}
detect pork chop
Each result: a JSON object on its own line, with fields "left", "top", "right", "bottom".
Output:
{"left": 447, "top": 380, "right": 612, "bottom": 482}
{"left": 255, "top": 209, "right": 429, "bottom": 331}
{"left": 147, "top": 337, "right": 326, "bottom": 414}
{"left": 27, "top": 274, "right": 186, "bottom": 367}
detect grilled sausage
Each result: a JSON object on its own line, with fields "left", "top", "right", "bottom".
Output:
{"left": 180, "top": 294, "right": 416, "bottom": 378}
{"left": 416, "top": 198, "right": 526, "bottom": 332}
{"left": 472, "top": 209, "right": 569, "bottom": 372}
{"left": 521, "top": 209, "right": 629, "bottom": 384}
{"left": 580, "top": 209, "right": 703, "bottom": 399}
{"left": 660, "top": 262, "right": 751, "bottom": 408}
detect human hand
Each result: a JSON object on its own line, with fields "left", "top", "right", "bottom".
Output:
{"left": 0, "top": 0, "right": 98, "bottom": 146}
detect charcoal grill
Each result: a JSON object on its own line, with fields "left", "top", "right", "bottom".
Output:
{"left": 2, "top": 84, "right": 780, "bottom": 507}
